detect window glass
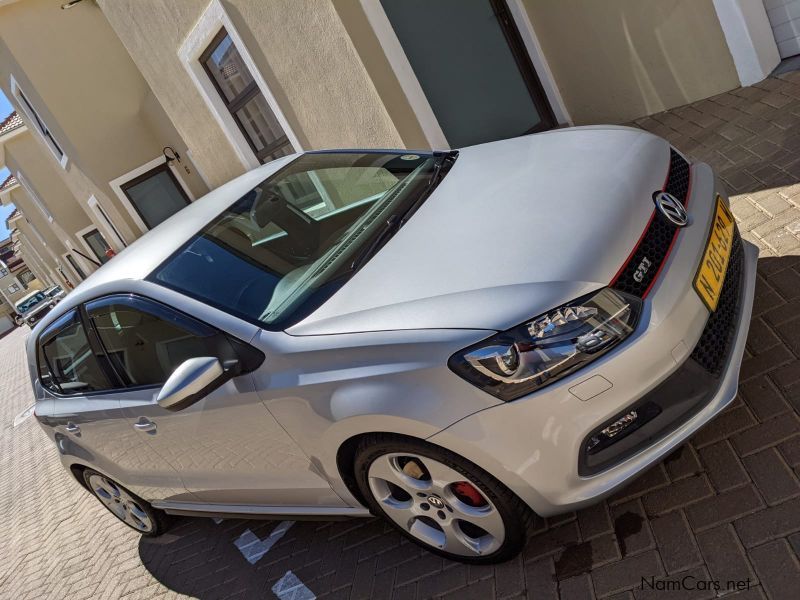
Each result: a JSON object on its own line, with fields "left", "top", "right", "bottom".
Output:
{"left": 39, "top": 310, "right": 109, "bottom": 394}
{"left": 201, "top": 29, "right": 293, "bottom": 162}
{"left": 152, "top": 152, "right": 438, "bottom": 328}
{"left": 203, "top": 33, "right": 255, "bottom": 102}
{"left": 16, "top": 291, "right": 46, "bottom": 314}
{"left": 66, "top": 254, "right": 85, "bottom": 280}
{"left": 88, "top": 301, "right": 211, "bottom": 387}
{"left": 83, "top": 229, "right": 112, "bottom": 264}
{"left": 121, "top": 167, "right": 190, "bottom": 229}
{"left": 234, "top": 94, "right": 285, "bottom": 153}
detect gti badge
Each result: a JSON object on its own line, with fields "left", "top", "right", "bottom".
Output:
{"left": 633, "top": 257, "right": 652, "bottom": 283}
{"left": 653, "top": 191, "right": 688, "bottom": 227}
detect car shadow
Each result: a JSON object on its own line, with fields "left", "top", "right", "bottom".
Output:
{"left": 138, "top": 514, "right": 435, "bottom": 599}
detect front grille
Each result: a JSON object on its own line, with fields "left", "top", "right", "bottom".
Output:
{"left": 690, "top": 227, "right": 744, "bottom": 376}
{"left": 611, "top": 149, "right": 691, "bottom": 297}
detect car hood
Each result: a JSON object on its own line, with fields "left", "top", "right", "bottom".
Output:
{"left": 289, "top": 126, "right": 671, "bottom": 335}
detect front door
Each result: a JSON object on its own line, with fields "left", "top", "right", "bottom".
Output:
{"left": 34, "top": 309, "right": 187, "bottom": 501}
{"left": 380, "top": 0, "right": 557, "bottom": 147}
{"left": 84, "top": 294, "right": 343, "bottom": 507}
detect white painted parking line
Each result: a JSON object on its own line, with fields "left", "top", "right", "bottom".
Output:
{"left": 13, "top": 404, "right": 35, "bottom": 428}
{"left": 212, "top": 517, "right": 223, "bottom": 524}
{"left": 272, "top": 570, "right": 316, "bottom": 600}
{"left": 234, "top": 521, "right": 293, "bottom": 564}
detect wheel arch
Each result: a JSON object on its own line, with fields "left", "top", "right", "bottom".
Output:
{"left": 335, "top": 431, "right": 542, "bottom": 518}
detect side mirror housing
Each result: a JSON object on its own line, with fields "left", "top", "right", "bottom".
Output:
{"left": 156, "top": 356, "right": 237, "bottom": 411}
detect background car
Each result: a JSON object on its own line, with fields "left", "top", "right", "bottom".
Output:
{"left": 15, "top": 289, "right": 58, "bottom": 327}
{"left": 44, "top": 285, "right": 66, "bottom": 302}
{"left": 29, "top": 129, "right": 757, "bottom": 563}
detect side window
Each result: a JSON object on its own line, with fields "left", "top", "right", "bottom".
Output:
{"left": 38, "top": 310, "right": 111, "bottom": 394}
{"left": 86, "top": 296, "right": 216, "bottom": 388}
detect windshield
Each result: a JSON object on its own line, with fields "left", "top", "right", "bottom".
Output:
{"left": 16, "top": 292, "right": 47, "bottom": 314}
{"left": 151, "top": 152, "right": 443, "bottom": 328}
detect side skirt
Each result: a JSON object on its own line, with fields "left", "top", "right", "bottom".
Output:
{"left": 153, "top": 500, "right": 372, "bottom": 521}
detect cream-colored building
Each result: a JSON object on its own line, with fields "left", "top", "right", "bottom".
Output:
{"left": 0, "top": 0, "right": 210, "bottom": 288}
{"left": 96, "top": 0, "right": 782, "bottom": 189}
{"left": 0, "top": 0, "right": 788, "bottom": 291}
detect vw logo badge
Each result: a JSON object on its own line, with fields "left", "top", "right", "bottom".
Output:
{"left": 427, "top": 496, "right": 445, "bottom": 509}
{"left": 653, "top": 191, "right": 688, "bottom": 227}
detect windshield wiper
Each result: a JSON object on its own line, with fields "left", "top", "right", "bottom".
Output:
{"left": 399, "top": 150, "right": 457, "bottom": 225}
{"left": 350, "top": 214, "right": 401, "bottom": 272}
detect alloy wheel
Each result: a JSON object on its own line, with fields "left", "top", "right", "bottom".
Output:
{"left": 367, "top": 452, "right": 505, "bottom": 557}
{"left": 87, "top": 473, "right": 154, "bottom": 533}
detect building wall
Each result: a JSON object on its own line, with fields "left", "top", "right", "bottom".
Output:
{"left": 3, "top": 133, "right": 93, "bottom": 242}
{"left": 0, "top": 0, "right": 208, "bottom": 244}
{"left": 522, "top": 0, "right": 741, "bottom": 124}
{"left": 98, "top": 0, "right": 406, "bottom": 188}
{"left": 9, "top": 214, "right": 68, "bottom": 288}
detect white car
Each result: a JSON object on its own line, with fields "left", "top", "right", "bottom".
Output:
{"left": 30, "top": 127, "right": 757, "bottom": 563}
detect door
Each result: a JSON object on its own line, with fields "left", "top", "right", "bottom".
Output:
{"left": 766, "top": 0, "right": 800, "bottom": 58}
{"left": 34, "top": 309, "right": 187, "bottom": 501}
{"left": 380, "top": 0, "right": 557, "bottom": 147}
{"left": 120, "top": 162, "right": 191, "bottom": 229}
{"left": 85, "top": 294, "right": 342, "bottom": 507}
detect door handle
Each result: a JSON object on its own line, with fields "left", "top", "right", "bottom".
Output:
{"left": 133, "top": 417, "right": 156, "bottom": 433}
{"left": 65, "top": 422, "right": 80, "bottom": 434}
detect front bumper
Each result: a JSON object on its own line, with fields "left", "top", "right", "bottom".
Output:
{"left": 429, "top": 162, "right": 759, "bottom": 516}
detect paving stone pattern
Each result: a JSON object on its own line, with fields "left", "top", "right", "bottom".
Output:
{"left": 3, "top": 73, "right": 800, "bottom": 599}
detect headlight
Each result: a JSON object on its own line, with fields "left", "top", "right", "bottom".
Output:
{"left": 448, "top": 288, "right": 642, "bottom": 401}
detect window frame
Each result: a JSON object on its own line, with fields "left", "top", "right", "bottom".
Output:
{"left": 10, "top": 75, "right": 69, "bottom": 169}
{"left": 199, "top": 27, "right": 293, "bottom": 163}
{"left": 78, "top": 226, "right": 113, "bottom": 265}
{"left": 112, "top": 157, "right": 193, "bottom": 233}
{"left": 36, "top": 308, "right": 116, "bottom": 397}
{"left": 17, "top": 171, "right": 54, "bottom": 223}
{"left": 36, "top": 294, "right": 264, "bottom": 397}
{"left": 178, "top": 0, "right": 302, "bottom": 170}
{"left": 64, "top": 253, "right": 86, "bottom": 281}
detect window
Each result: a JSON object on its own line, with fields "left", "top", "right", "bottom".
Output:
{"left": 18, "top": 269, "right": 36, "bottom": 288}
{"left": 38, "top": 310, "right": 110, "bottom": 394}
{"left": 0, "top": 267, "right": 7, "bottom": 277}
{"left": 7, "top": 283, "right": 20, "bottom": 293}
{"left": 17, "top": 171, "right": 53, "bottom": 222}
{"left": 11, "top": 76, "right": 68, "bottom": 168}
{"left": 119, "top": 163, "right": 191, "bottom": 229}
{"left": 89, "top": 196, "right": 126, "bottom": 248}
{"left": 65, "top": 254, "right": 86, "bottom": 280}
{"left": 82, "top": 229, "right": 112, "bottom": 264}
{"left": 151, "top": 151, "right": 446, "bottom": 329}
{"left": 16, "top": 291, "right": 46, "bottom": 314}
{"left": 200, "top": 29, "right": 293, "bottom": 163}
{"left": 86, "top": 297, "right": 214, "bottom": 387}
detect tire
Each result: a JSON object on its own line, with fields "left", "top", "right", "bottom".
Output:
{"left": 353, "top": 434, "right": 531, "bottom": 564}
{"left": 82, "top": 469, "right": 170, "bottom": 537}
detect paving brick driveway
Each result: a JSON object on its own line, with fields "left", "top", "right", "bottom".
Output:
{"left": 3, "top": 73, "right": 800, "bottom": 600}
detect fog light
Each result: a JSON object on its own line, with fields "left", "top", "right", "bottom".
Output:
{"left": 586, "top": 410, "right": 638, "bottom": 453}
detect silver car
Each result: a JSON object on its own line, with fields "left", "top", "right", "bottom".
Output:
{"left": 30, "top": 127, "right": 758, "bottom": 563}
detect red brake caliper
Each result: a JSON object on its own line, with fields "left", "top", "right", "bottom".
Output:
{"left": 452, "top": 481, "right": 487, "bottom": 507}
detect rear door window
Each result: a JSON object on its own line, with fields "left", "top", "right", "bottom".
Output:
{"left": 38, "top": 310, "right": 111, "bottom": 394}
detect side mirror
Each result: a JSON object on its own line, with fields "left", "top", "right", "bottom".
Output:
{"left": 156, "top": 356, "right": 237, "bottom": 412}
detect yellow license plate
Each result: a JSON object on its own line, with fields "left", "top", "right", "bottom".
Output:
{"left": 694, "top": 195, "right": 735, "bottom": 311}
